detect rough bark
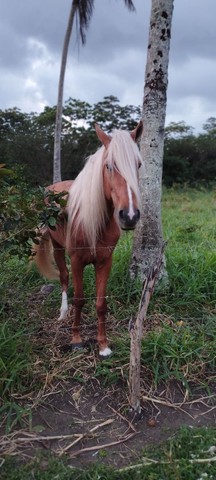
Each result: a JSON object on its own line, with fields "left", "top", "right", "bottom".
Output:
{"left": 53, "top": 2, "right": 76, "bottom": 184}
{"left": 129, "top": 246, "right": 164, "bottom": 412}
{"left": 130, "top": 0, "right": 174, "bottom": 281}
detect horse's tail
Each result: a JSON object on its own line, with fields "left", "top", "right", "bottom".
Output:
{"left": 31, "top": 228, "right": 60, "bottom": 280}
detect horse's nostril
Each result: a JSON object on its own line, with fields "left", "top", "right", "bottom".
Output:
{"left": 119, "top": 210, "right": 124, "bottom": 220}
{"left": 119, "top": 208, "right": 140, "bottom": 224}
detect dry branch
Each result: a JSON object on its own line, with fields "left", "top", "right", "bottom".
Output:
{"left": 69, "top": 432, "right": 136, "bottom": 457}
{"left": 58, "top": 418, "right": 114, "bottom": 455}
{"left": 119, "top": 455, "right": 216, "bottom": 473}
{"left": 129, "top": 244, "right": 165, "bottom": 412}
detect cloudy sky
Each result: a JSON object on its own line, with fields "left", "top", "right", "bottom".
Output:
{"left": 1, "top": 0, "right": 216, "bottom": 132}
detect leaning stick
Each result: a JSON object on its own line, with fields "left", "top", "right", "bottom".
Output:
{"left": 129, "top": 245, "right": 165, "bottom": 412}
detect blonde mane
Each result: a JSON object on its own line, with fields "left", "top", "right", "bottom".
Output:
{"left": 66, "top": 129, "right": 142, "bottom": 252}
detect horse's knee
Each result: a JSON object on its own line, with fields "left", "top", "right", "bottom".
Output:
{"left": 96, "top": 297, "right": 107, "bottom": 317}
{"left": 73, "top": 297, "right": 85, "bottom": 311}
{"left": 60, "top": 270, "right": 69, "bottom": 287}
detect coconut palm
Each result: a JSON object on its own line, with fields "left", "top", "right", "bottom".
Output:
{"left": 53, "top": 0, "right": 135, "bottom": 183}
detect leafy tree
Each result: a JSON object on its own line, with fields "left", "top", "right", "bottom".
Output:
{"left": 164, "top": 120, "right": 194, "bottom": 139}
{"left": 0, "top": 167, "right": 66, "bottom": 257}
{"left": 1, "top": 101, "right": 215, "bottom": 190}
{"left": 90, "top": 95, "right": 141, "bottom": 132}
{"left": 163, "top": 121, "right": 196, "bottom": 186}
{"left": 0, "top": 97, "right": 142, "bottom": 187}
{"left": 203, "top": 117, "right": 216, "bottom": 136}
{"left": 0, "top": 108, "right": 53, "bottom": 185}
{"left": 163, "top": 119, "right": 216, "bottom": 186}
{"left": 61, "top": 95, "right": 141, "bottom": 179}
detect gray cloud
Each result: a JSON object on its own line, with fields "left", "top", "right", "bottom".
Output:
{"left": 0, "top": 0, "right": 216, "bottom": 131}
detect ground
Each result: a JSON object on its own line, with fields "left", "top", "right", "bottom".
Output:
{"left": 1, "top": 290, "right": 215, "bottom": 469}
{"left": 14, "top": 380, "right": 215, "bottom": 468}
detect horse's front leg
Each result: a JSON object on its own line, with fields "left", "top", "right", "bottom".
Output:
{"left": 70, "top": 257, "right": 85, "bottom": 348}
{"left": 95, "top": 255, "right": 113, "bottom": 357}
{"left": 52, "top": 239, "right": 69, "bottom": 320}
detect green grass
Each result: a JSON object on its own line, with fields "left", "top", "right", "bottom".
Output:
{"left": 0, "top": 187, "right": 216, "bottom": 474}
{"left": 1, "top": 188, "right": 216, "bottom": 396}
{"left": 161, "top": 187, "right": 216, "bottom": 315}
{"left": 94, "top": 315, "right": 216, "bottom": 391}
{"left": 1, "top": 426, "right": 216, "bottom": 479}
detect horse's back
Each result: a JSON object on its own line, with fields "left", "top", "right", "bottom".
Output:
{"left": 46, "top": 180, "right": 73, "bottom": 195}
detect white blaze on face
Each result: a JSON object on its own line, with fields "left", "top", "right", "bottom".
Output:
{"left": 59, "top": 291, "right": 68, "bottom": 320}
{"left": 127, "top": 183, "right": 135, "bottom": 220}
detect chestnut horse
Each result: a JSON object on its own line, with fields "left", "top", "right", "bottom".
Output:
{"left": 34, "top": 121, "right": 143, "bottom": 357}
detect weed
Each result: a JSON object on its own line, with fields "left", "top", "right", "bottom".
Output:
{"left": 1, "top": 427, "right": 216, "bottom": 479}
{"left": 0, "top": 321, "right": 34, "bottom": 397}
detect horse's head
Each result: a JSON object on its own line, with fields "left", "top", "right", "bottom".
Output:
{"left": 95, "top": 121, "right": 143, "bottom": 231}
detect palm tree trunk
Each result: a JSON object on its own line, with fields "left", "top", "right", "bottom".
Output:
{"left": 53, "top": 1, "right": 77, "bottom": 184}
{"left": 130, "top": 0, "right": 174, "bottom": 281}
{"left": 53, "top": 0, "right": 136, "bottom": 184}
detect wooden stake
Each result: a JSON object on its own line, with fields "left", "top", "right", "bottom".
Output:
{"left": 129, "top": 245, "right": 165, "bottom": 412}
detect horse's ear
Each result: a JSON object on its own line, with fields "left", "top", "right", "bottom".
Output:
{"left": 95, "top": 124, "right": 111, "bottom": 149}
{"left": 131, "top": 120, "right": 143, "bottom": 142}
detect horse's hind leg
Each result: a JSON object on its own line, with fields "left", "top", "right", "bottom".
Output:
{"left": 52, "top": 239, "right": 69, "bottom": 320}
{"left": 70, "top": 257, "right": 85, "bottom": 348}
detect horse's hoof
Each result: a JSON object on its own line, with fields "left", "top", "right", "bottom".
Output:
{"left": 60, "top": 343, "right": 84, "bottom": 354}
{"left": 71, "top": 342, "right": 84, "bottom": 351}
{"left": 58, "top": 309, "right": 68, "bottom": 321}
{"left": 40, "top": 284, "right": 55, "bottom": 295}
{"left": 99, "top": 347, "right": 112, "bottom": 359}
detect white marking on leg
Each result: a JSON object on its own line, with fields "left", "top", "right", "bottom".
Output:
{"left": 59, "top": 291, "right": 68, "bottom": 320}
{"left": 99, "top": 347, "right": 112, "bottom": 357}
{"left": 127, "top": 184, "right": 135, "bottom": 220}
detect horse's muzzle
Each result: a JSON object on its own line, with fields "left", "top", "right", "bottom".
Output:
{"left": 119, "top": 208, "right": 140, "bottom": 230}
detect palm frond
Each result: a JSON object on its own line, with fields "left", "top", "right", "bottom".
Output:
{"left": 74, "top": 0, "right": 135, "bottom": 46}
{"left": 74, "top": 0, "right": 95, "bottom": 45}
{"left": 123, "top": 0, "right": 136, "bottom": 11}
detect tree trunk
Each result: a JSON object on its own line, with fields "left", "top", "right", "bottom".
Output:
{"left": 53, "top": 1, "right": 76, "bottom": 184}
{"left": 130, "top": 0, "right": 174, "bottom": 281}
{"left": 129, "top": 246, "right": 164, "bottom": 412}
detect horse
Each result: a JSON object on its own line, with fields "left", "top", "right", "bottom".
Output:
{"left": 33, "top": 121, "right": 143, "bottom": 357}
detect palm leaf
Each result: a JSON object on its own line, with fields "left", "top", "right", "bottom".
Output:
{"left": 75, "top": 0, "right": 135, "bottom": 45}
{"left": 74, "top": 0, "right": 95, "bottom": 45}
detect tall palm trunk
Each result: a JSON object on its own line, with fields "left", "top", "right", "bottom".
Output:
{"left": 53, "top": 0, "right": 135, "bottom": 184}
{"left": 53, "top": 2, "right": 77, "bottom": 184}
{"left": 130, "top": 0, "right": 174, "bottom": 280}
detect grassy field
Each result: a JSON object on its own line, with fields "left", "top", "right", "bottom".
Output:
{"left": 0, "top": 186, "right": 216, "bottom": 478}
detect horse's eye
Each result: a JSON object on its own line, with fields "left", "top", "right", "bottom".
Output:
{"left": 106, "top": 163, "right": 113, "bottom": 171}
{"left": 138, "top": 161, "right": 142, "bottom": 169}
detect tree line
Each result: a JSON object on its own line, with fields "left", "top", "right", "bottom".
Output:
{"left": 0, "top": 95, "right": 216, "bottom": 187}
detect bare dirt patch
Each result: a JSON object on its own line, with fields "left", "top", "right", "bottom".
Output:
{"left": 1, "top": 367, "right": 215, "bottom": 468}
